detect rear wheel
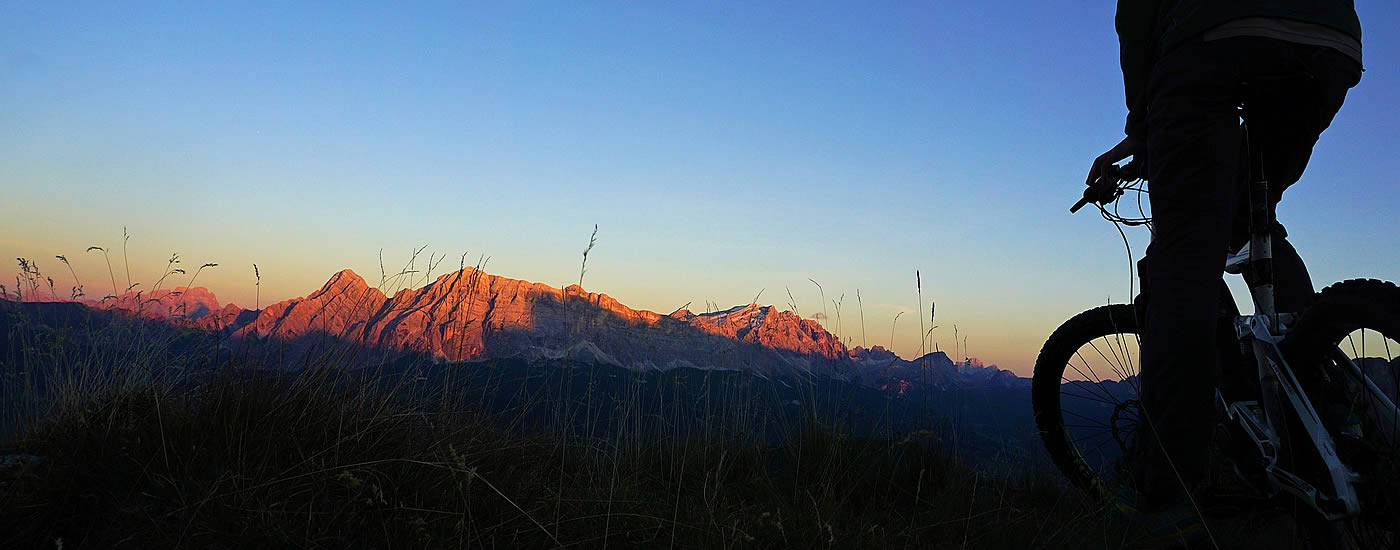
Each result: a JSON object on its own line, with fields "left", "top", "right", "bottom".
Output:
{"left": 1032, "top": 304, "right": 1143, "bottom": 499}
{"left": 1287, "top": 279, "right": 1400, "bottom": 548}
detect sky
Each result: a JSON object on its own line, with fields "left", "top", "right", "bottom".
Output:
{"left": 3, "top": 2, "right": 1398, "bottom": 375}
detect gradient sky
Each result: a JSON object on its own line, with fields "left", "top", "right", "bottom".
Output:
{"left": 4, "top": 2, "right": 1398, "bottom": 375}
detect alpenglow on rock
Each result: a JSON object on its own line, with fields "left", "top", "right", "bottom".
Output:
{"left": 206, "top": 268, "right": 857, "bottom": 378}
{"left": 8, "top": 266, "right": 1028, "bottom": 391}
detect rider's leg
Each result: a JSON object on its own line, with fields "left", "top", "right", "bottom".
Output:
{"left": 1136, "top": 37, "right": 1245, "bottom": 511}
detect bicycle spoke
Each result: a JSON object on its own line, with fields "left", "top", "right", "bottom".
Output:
{"left": 1098, "top": 333, "right": 1128, "bottom": 374}
{"left": 1071, "top": 349, "right": 1113, "bottom": 388}
{"left": 1063, "top": 408, "right": 1111, "bottom": 427}
{"left": 1065, "top": 379, "right": 1120, "bottom": 408}
{"left": 1109, "top": 330, "right": 1140, "bottom": 381}
{"left": 1066, "top": 354, "right": 1121, "bottom": 405}
{"left": 1060, "top": 389, "right": 1116, "bottom": 406}
{"left": 1087, "top": 339, "right": 1125, "bottom": 380}
{"left": 1100, "top": 336, "right": 1136, "bottom": 381}
{"left": 1102, "top": 335, "right": 1132, "bottom": 384}
{"left": 1117, "top": 331, "right": 1143, "bottom": 395}
{"left": 1087, "top": 340, "right": 1137, "bottom": 386}
{"left": 1063, "top": 327, "right": 1140, "bottom": 479}
{"left": 1337, "top": 329, "right": 1400, "bottom": 460}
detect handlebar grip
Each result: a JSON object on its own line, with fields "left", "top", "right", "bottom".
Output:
{"left": 1070, "top": 196, "right": 1091, "bottom": 214}
{"left": 1070, "top": 160, "right": 1142, "bottom": 214}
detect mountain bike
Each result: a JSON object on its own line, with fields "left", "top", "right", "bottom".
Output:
{"left": 1031, "top": 157, "right": 1400, "bottom": 547}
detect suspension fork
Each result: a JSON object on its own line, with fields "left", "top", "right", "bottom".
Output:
{"left": 1246, "top": 145, "right": 1279, "bottom": 333}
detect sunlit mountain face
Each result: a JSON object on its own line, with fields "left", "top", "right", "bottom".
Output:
{"left": 4, "top": 266, "right": 1027, "bottom": 394}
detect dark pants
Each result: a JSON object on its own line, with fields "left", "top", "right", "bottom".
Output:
{"left": 1135, "top": 36, "right": 1361, "bottom": 508}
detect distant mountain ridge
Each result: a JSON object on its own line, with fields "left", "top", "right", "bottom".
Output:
{"left": 4, "top": 267, "right": 1025, "bottom": 392}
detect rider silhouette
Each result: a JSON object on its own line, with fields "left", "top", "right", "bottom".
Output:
{"left": 1087, "top": 0, "right": 1363, "bottom": 527}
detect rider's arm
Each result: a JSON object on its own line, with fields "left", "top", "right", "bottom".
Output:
{"left": 1116, "top": 0, "right": 1162, "bottom": 140}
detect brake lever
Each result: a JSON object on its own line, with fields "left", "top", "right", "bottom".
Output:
{"left": 1070, "top": 162, "right": 1137, "bottom": 214}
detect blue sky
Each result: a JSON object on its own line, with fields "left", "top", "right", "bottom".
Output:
{"left": 4, "top": 2, "right": 1398, "bottom": 374}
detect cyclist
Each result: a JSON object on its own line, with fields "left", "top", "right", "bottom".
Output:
{"left": 1086, "top": 0, "right": 1363, "bottom": 540}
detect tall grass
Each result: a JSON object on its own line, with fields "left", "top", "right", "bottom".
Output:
{"left": 0, "top": 249, "right": 1196, "bottom": 549}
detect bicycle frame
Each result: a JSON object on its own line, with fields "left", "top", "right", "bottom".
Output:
{"left": 1221, "top": 128, "right": 1372, "bottom": 520}
{"left": 1223, "top": 313, "right": 1362, "bottom": 519}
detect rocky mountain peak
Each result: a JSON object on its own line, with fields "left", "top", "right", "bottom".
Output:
{"left": 310, "top": 269, "right": 378, "bottom": 300}
{"left": 849, "top": 345, "right": 898, "bottom": 362}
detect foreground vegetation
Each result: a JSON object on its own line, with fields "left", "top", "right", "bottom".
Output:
{"left": 0, "top": 360, "right": 1118, "bottom": 549}
{"left": 4, "top": 361, "right": 1324, "bottom": 548}
{"left": 0, "top": 258, "right": 1309, "bottom": 549}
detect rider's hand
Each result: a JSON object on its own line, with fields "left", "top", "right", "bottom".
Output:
{"left": 1086, "top": 135, "right": 1142, "bottom": 187}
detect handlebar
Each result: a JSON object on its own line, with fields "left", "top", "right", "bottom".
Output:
{"left": 1070, "top": 161, "right": 1141, "bottom": 214}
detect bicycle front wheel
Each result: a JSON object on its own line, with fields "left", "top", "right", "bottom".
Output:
{"left": 1032, "top": 304, "right": 1143, "bottom": 499}
{"left": 1287, "top": 279, "right": 1400, "bottom": 547}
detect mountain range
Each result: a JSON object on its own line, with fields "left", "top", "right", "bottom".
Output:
{"left": 4, "top": 267, "right": 1028, "bottom": 394}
